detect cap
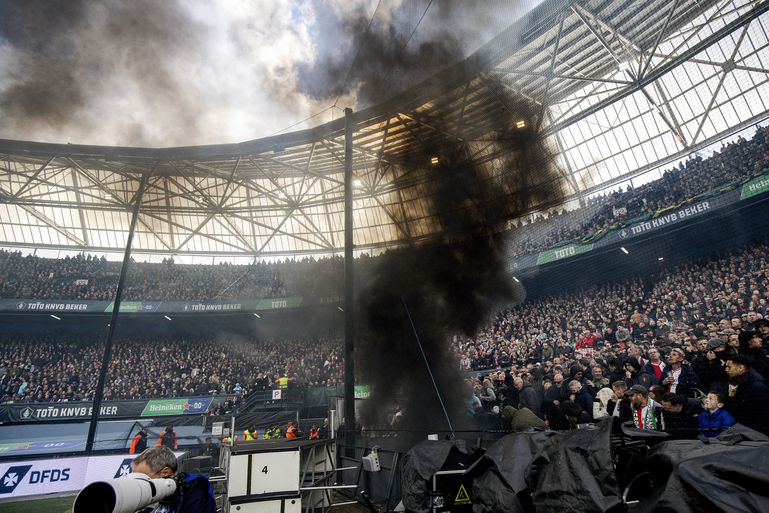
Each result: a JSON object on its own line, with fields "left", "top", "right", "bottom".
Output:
{"left": 717, "top": 328, "right": 736, "bottom": 336}
{"left": 624, "top": 384, "right": 648, "bottom": 396}
{"left": 707, "top": 338, "right": 726, "bottom": 350}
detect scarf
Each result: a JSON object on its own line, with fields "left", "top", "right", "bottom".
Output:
{"left": 632, "top": 402, "right": 658, "bottom": 430}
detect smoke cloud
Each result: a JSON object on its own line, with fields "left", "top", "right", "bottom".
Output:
{"left": 0, "top": 0, "right": 213, "bottom": 146}
{"left": 0, "top": 0, "right": 540, "bottom": 146}
{"left": 0, "top": 0, "right": 328, "bottom": 145}
{"left": 292, "top": 3, "right": 564, "bottom": 437}
{"left": 354, "top": 114, "right": 564, "bottom": 438}
{"left": 295, "top": 0, "right": 538, "bottom": 108}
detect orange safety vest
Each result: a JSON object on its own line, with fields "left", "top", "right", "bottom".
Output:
{"left": 129, "top": 433, "right": 147, "bottom": 454}
{"left": 286, "top": 425, "right": 297, "bottom": 438}
{"left": 309, "top": 428, "right": 319, "bottom": 440}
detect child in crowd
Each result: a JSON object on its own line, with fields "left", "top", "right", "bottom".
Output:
{"left": 698, "top": 391, "right": 736, "bottom": 438}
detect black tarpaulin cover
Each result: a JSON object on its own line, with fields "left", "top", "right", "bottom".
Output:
{"left": 401, "top": 439, "right": 479, "bottom": 513}
{"left": 633, "top": 437, "right": 769, "bottom": 513}
{"left": 525, "top": 418, "right": 624, "bottom": 513}
{"left": 471, "top": 430, "right": 557, "bottom": 513}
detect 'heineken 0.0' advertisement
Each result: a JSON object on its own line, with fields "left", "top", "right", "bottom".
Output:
{"left": 140, "top": 397, "right": 214, "bottom": 417}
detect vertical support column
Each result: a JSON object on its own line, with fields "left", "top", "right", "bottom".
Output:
{"left": 85, "top": 168, "right": 153, "bottom": 453}
{"left": 343, "top": 108, "right": 356, "bottom": 457}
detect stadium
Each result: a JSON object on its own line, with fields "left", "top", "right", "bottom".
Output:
{"left": 2, "top": 0, "right": 769, "bottom": 512}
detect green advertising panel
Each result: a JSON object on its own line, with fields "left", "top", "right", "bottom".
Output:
{"left": 536, "top": 243, "right": 594, "bottom": 265}
{"left": 104, "top": 301, "right": 160, "bottom": 313}
{"left": 740, "top": 174, "right": 769, "bottom": 200}
{"left": 354, "top": 385, "right": 370, "bottom": 399}
{"left": 140, "top": 397, "right": 213, "bottom": 417}
{"left": 255, "top": 297, "right": 303, "bottom": 310}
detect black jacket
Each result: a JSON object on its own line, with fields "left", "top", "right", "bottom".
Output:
{"left": 517, "top": 384, "right": 541, "bottom": 418}
{"left": 724, "top": 369, "right": 769, "bottom": 434}
{"left": 661, "top": 398, "right": 703, "bottom": 438}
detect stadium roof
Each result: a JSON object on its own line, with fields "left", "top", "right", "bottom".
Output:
{"left": 1, "top": 0, "right": 768, "bottom": 259}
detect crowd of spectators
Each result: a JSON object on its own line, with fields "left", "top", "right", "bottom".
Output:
{"left": 508, "top": 124, "right": 769, "bottom": 256}
{"left": 460, "top": 240, "right": 769, "bottom": 436}
{"left": 0, "top": 250, "right": 345, "bottom": 301}
{"left": 5, "top": 236, "right": 769, "bottom": 440}
{"left": 0, "top": 335, "right": 343, "bottom": 403}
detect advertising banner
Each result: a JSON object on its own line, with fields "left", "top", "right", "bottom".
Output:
{"left": 354, "top": 385, "right": 370, "bottom": 399}
{"left": 255, "top": 297, "right": 303, "bottom": 309}
{"left": 0, "top": 452, "right": 184, "bottom": 499}
{"left": 536, "top": 243, "right": 594, "bottom": 265}
{"left": 609, "top": 196, "right": 729, "bottom": 243}
{"left": 740, "top": 174, "right": 769, "bottom": 199}
{"left": 0, "top": 401, "right": 143, "bottom": 423}
{"left": 104, "top": 301, "right": 161, "bottom": 313}
{"left": 0, "top": 396, "right": 228, "bottom": 423}
{"left": 0, "top": 439, "right": 84, "bottom": 457}
{"left": 0, "top": 455, "right": 86, "bottom": 498}
{"left": 140, "top": 397, "right": 214, "bottom": 417}
{"left": 1, "top": 297, "right": 316, "bottom": 313}
{"left": 6, "top": 299, "right": 109, "bottom": 313}
{"left": 180, "top": 301, "right": 243, "bottom": 312}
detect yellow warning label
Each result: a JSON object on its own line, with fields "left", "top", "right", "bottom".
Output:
{"left": 454, "top": 483, "right": 471, "bottom": 505}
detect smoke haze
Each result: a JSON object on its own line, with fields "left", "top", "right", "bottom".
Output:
{"left": 0, "top": 0, "right": 541, "bottom": 146}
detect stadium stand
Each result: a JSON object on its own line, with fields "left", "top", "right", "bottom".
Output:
{"left": 459, "top": 239, "right": 769, "bottom": 434}
{"left": 0, "top": 335, "right": 342, "bottom": 403}
{"left": 2, "top": 125, "right": 768, "bottom": 302}
{"left": 509, "top": 124, "right": 769, "bottom": 257}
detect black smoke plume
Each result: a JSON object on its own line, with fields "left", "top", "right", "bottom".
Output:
{"left": 296, "top": 8, "right": 463, "bottom": 107}
{"left": 355, "top": 113, "right": 563, "bottom": 439}
{"left": 296, "top": 0, "right": 525, "bottom": 107}
{"left": 298, "top": 3, "right": 567, "bottom": 438}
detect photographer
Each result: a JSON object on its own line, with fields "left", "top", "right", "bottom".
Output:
{"left": 131, "top": 446, "right": 216, "bottom": 513}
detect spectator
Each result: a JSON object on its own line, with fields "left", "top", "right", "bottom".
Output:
{"left": 659, "top": 392, "right": 703, "bottom": 438}
{"left": 659, "top": 347, "right": 702, "bottom": 398}
{"left": 514, "top": 377, "right": 541, "bottom": 418}
{"left": 158, "top": 426, "right": 178, "bottom": 450}
{"left": 723, "top": 355, "right": 769, "bottom": 433}
{"left": 698, "top": 391, "right": 736, "bottom": 438}
{"left": 623, "top": 357, "right": 657, "bottom": 389}
{"left": 567, "top": 380, "right": 594, "bottom": 420}
{"left": 744, "top": 331, "right": 769, "bottom": 381}
{"left": 129, "top": 427, "right": 149, "bottom": 455}
{"left": 608, "top": 381, "right": 632, "bottom": 422}
{"left": 625, "top": 385, "right": 663, "bottom": 431}
{"left": 502, "top": 405, "right": 547, "bottom": 432}
{"left": 693, "top": 338, "right": 729, "bottom": 391}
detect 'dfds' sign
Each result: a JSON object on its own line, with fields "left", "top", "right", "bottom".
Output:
{"left": 0, "top": 460, "right": 84, "bottom": 497}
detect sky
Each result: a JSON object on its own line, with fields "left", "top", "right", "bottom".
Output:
{"left": 0, "top": 0, "right": 542, "bottom": 147}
